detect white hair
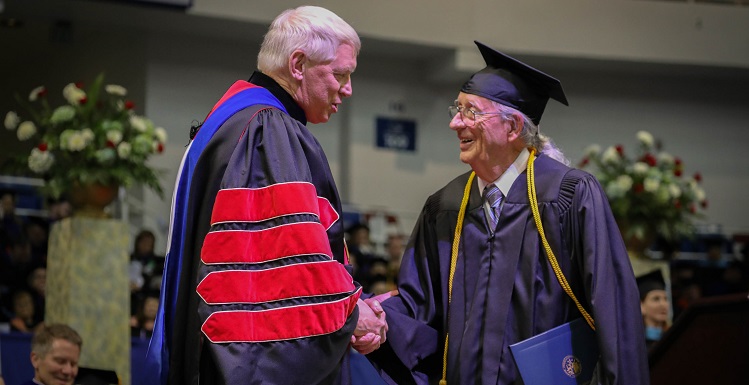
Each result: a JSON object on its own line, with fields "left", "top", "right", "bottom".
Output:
{"left": 491, "top": 101, "right": 570, "bottom": 166}
{"left": 257, "top": 6, "right": 361, "bottom": 75}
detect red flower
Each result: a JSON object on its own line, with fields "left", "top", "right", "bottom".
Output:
{"left": 37, "top": 143, "right": 48, "bottom": 152}
{"left": 615, "top": 145, "right": 624, "bottom": 156}
{"left": 634, "top": 183, "right": 644, "bottom": 193}
{"left": 641, "top": 153, "right": 657, "bottom": 167}
{"left": 694, "top": 172, "right": 702, "bottom": 183}
{"left": 157, "top": 143, "right": 164, "bottom": 153}
{"left": 674, "top": 169, "right": 683, "bottom": 177}
{"left": 701, "top": 200, "right": 709, "bottom": 209}
{"left": 124, "top": 100, "right": 135, "bottom": 110}
{"left": 674, "top": 200, "right": 682, "bottom": 210}
{"left": 79, "top": 96, "right": 88, "bottom": 105}
{"left": 674, "top": 157, "right": 682, "bottom": 166}
{"left": 689, "top": 204, "right": 696, "bottom": 214}
{"left": 106, "top": 140, "right": 116, "bottom": 148}
{"left": 578, "top": 157, "right": 589, "bottom": 167}
{"left": 75, "top": 82, "right": 84, "bottom": 89}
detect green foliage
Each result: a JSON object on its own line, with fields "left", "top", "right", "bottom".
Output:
{"left": 578, "top": 131, "right": 707, "bottom": 242}
{"left": 3, "top": 74, "right": 167, "bottom": 199}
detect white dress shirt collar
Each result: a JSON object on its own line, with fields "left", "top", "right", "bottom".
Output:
{"left": 477, "top": 148, "right": 530, "bottom": 198}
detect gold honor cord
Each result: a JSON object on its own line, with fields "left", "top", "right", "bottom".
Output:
{"left": 526, "top": 148, "right": 595, "bottom": 331}
{"left": 440, "top": 171, "right": 475, "bottom": 385}
{"left": 440, "top": 149, "right": 594, "bottom": 384}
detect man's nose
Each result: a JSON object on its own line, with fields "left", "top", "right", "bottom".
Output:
{"left": 340, "top": 79, "right": 352, "bottom": 98}
{"left": 449, "top": 113, "right": 465, "bottom": 131}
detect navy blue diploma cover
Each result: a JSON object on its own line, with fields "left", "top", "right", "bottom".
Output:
{"left": 509, "top": 318, "right": 600, "bottom": 385}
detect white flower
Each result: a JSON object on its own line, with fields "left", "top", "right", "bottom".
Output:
{"left": 656, "top": 186, "right": 671, "bottom": 203}
{"left": 668, "top": 183, "right": 682, "bottom": 199}
{"left": 616, "top": 174, "right": 633, "bottom": 191}
{"left": 133, "top": 135, "right": 152, "bottom": 154}
{"left": 105, "top": 84, "right": 127, "bottom": 96}
{"left": 81, "top": 128, "right": 95, "bottom": 143}
{"left": 154, "top": 127, "right": 168, "bottom": 143}
{"left": 647, "top": 167, "right": 663, "bottom": 180}
{"left": 633, "top": 162, "right": 649, "bottom": 175}
{"left": 66, "top": 131, "right": 87, "bottom": 151}
{"left": 17, "top": 121, "right": 37, "bottom": 141}
{"left": 657, "top": 152, "right": 674, "bottom": 165}
{"left": 50, "top": 106, "right": 76, "bottom": 123}
{"left": 95, "top": 148, "right": 116, "bottom": 163}
{"left": 62, "top": 83, "right": 86, "bottom": 105}
{"left": 636, "top": 130, "right": 655, "bottom": 148}
{"left": 4, "top": 111, "right": 19, "bottom": 130}
{"left": 694, "top": 186, "right": 706, "bottom": 201}
{"left": 28, "top": 86, "right": 46, "bottom": 102}
{"left": 584, "top": 144, "right": 601, "bottom": 157}
{"left": 117, "top": 142, "right": 132, "bottom": 158}
{"left": 28, "top": 148, "right": 54, "bottom": 173}
{"left": 107, "top": 130, "right": 123, "bottom": 144}
{"left": 643, "top": 177, "right": 660, "bottom": 193}
{"left": 130, "top": 115, "right": 148, "bottom": 132}
{"left": 606, "top": 175, "right": 632, "bottom": 199}
{"left": 601, "top": 146, "right": 620, "bottom": 164}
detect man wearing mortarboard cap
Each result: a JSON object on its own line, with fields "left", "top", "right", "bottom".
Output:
{"left": 367, "top": 41, "right": 649, "bottom": 384}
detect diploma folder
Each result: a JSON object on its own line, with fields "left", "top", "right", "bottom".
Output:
{"left": 509, "top": 318, "right": 599, "bottom": 385}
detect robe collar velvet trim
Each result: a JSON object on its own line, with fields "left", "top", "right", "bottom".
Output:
{"left": 477, "top": 147, "right": 530, "bottom": 198}
{"left": 249, "top": 71, "right": 307, "bottom": 125}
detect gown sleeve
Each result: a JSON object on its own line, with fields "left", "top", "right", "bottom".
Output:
{"left": 564, "top": 170, "right": 650, "bottom": 385}
{"left": 195, "top": 107, "right": 361, "bottom": 384}
{"left": 370, "top": 196, "right": 445, "bottom": 385}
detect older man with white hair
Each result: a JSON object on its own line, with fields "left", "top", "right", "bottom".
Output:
{"left": 146, "top": 6, "right": 386, "bottom": 385}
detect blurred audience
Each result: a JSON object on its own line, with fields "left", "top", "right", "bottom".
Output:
{"left": 129, "top": 230, "right": 164, "bottom": 316}
{"left": 26, "top": 266, "right": 47, "bottom": 325}
{"left": 24, "top": 218, "right": 49, "bottom": 266}
{"left": 131, "top": 291, "right": 159, "bottom": 339}
{"left": 1, "top": 191, "right": 26, "bottom": 244}
{"left": 9, "top": 289, "right": 44, "bottom": 333}
{"left": 346, "top": 223, "right": 379, "bottom": 286}
{"left": 384, "top": 233, "right": 405, "bottom": 284}
{"left": 47, "top": 197, "right": 73, "bottom": 223}
{"left": 0, "top": 236, "right": 34, "bottom": 294}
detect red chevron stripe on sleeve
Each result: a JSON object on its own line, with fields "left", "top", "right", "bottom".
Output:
{"left": 201, "top": 222, "right": 332, "bottom": 264}
{"left": 211, "top": 183, "right": 339, "bottom": 229}
{"left": 197, "top": 261, "right": 355, "bottom": 304}
{"left": 201, "top": 291, "right": 361, "bottom": 343}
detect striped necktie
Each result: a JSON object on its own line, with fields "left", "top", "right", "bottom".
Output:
{"left": 483, "top": 184, "right": 503, "bottom": 230}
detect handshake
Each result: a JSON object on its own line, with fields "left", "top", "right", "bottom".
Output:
{"left": 351, "top": 290, "right": 397, "bottom": 355}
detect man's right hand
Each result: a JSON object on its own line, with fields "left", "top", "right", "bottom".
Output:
{"left": 351, "top": 298, "right": 388, "bottom": 354}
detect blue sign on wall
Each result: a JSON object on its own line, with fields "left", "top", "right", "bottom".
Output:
{"left": 375, "top": 117, "right": 417, "bottom": 152}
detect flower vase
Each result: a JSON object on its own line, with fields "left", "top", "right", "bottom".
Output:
{"left": 68, "top": 183, "right": 119, "bottom": 218}
{"left": 617, "top": 221, "right": 657, "bottom": 260}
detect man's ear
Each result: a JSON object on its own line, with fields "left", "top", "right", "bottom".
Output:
{"left": 289, "top": 50, "right": 306, "bottom": 81}
{"left": 507, "top": 112, "right": 524, "bottom": 139}
{"left": 31, "top": 351, "right": 40, "bottom": 370}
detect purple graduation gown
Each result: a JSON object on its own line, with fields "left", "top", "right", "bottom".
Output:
{"left": 370, "top": 154, "right": 649, "bottom": 385}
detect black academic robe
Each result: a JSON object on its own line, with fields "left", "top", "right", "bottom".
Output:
{"left": 148, "top": 72, "right": 360, "bottom": 385}
{"left": 370, "top": 154, "right": 649, "bottom": 385}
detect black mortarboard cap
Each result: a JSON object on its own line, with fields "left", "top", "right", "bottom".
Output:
{"left": 460, "top": 41, "right": 569, "bottom": 125}
{"left": 636, "top": 270, "right": 666, "bottom": 301}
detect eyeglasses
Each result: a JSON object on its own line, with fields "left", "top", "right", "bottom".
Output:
{"left": 448, "top": 104, "right": 503, "bottom": 127}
